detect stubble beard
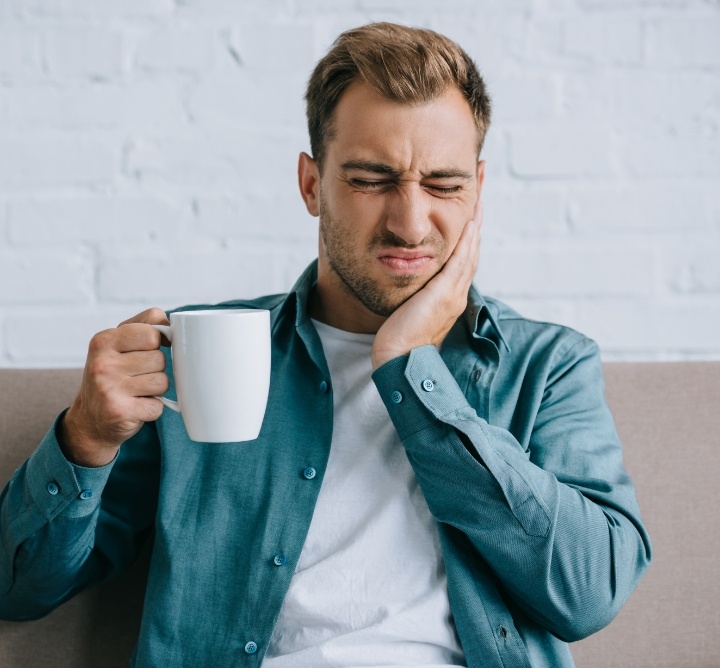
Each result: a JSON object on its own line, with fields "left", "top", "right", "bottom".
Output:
{"left": 318, "top": 194, "right": 446, "bottom": 317}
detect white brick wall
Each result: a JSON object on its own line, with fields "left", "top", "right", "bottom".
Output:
{"left": 0, "top": 0, "right": 719, "bottom": 367}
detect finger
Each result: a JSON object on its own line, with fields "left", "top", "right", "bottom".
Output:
{"left": 129, "top": 396, "right": 165, "bottom": 424}
{"left": 442, "top": 217, "right": 477, "bottom": 284}
{"left": 119, "top": 307, "right": 169, "bottom": 327}
{"left": 472, "top": 197, "right": 484, "bottom": 228}
{"left": 118, "top": 349, "right": 167, "bottom": 377}
{"left": 124, "top": 371, "right": 170, "bottom": 398}
{"left": 114, "top": 323, "right": 164, "bottom": 354}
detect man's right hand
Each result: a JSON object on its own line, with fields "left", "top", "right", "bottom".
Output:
{"left": 59, "top": 308, "right": 171, "bottom": 468}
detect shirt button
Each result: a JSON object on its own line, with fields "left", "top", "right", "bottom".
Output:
{"left": 390, "top": 390, "right": 403, "bottom": 404}
{"left": 319, "top": 380, "right": 329, "bottom": 393}
{"left": 422, "top": 379, "right": 435, "bottom": 392}
{"left": 47, "top": 482, "right": 59, "bottom": 495}
{"left": 244, "top": 641, "right": 258, "bottom": 654}
{"left": 273, "top": 553, "right": 286, "bottom": 566}
{"left": 79, "top": 490, "right": 93, "bottom": 500}
{"left": 303, "top": 467, "right": 316, "bottom": 480}
{"left": 473, "top": 369, "right": 483, "bottom": 383}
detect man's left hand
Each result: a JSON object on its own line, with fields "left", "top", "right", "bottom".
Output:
{"left": 371, "top": 199, "right": 483, "bottom": 370}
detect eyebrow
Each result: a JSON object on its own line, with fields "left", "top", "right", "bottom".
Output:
{"left": 340, "top": 160, "right": 473, "bottom": 180}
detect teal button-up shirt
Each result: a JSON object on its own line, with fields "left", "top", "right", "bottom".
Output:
{"left": 0, "top": 261, "right": 651, "bottom": 667}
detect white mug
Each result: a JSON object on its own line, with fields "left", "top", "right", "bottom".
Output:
{"left": 153, "top": 309, "right": 271, "bottom": 443}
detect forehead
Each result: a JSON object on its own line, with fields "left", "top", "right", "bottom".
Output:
{"left": 327, "top": 82, "right": 478, "bottom": 172}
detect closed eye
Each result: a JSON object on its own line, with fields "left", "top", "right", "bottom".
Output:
{"left": 349, "top": 179, "right": 393, "bottom": 190}
{"left": 425, "top": 185, "right": 462, "bottom": 194}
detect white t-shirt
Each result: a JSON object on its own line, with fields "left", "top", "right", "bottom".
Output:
{"left": 264, "top": 320, "right": 466, "bottom": 667}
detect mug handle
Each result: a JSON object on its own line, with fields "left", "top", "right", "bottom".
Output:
{"left": 152, "top": 324, "right": 181, "bottom": 414}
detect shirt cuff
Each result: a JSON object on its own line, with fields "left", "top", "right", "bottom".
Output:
{"left": 372, "top": 344, "right": 473, "bottom": 440}
{"left": 25, "top": 411, "right": 116, "bottom": 520}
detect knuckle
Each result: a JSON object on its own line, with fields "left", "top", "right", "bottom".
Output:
{"left": 87, "top": 355, "right": 114, "bottom": 381}
{"left": 88, "top": 329, "right": 114, "bottom": 354}
{"left": 146, "top": 307, "right": 169, "bottom": 324}
{"left": 104, "top": 400, "right": 129, "bottom": 425}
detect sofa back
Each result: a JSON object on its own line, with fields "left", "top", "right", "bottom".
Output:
{"left": 1, "top": 364, "right": 719, "bottom": 667}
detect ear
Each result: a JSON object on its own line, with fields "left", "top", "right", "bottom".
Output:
{"left": 298, "top": 152, "right": 320, "bottom": 217}
{"left": 476, "top": 160, "right": 486, "bottom": 198}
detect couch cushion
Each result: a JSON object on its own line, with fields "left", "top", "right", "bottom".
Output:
{"left": 0, "top": 369, "right": 147, "bottom": 668}
{"left": 571, "top": 362, "right": 720, "bottom": 667}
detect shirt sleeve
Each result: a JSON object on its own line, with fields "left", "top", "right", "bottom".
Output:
{"left": 0, "top": 412, "right": 160, "bottom": 621}
{"left": 372, "top": 341, "right": 652, "bottom": 643}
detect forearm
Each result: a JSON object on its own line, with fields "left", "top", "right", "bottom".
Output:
{"left": 0, "top": 416, "right": 160, "bottom": 621}
{"left": 373, "top": 344, "right": 652, "bottom": 641}
{"left": 0, "top": 416, "right": 115, "bottom": 619}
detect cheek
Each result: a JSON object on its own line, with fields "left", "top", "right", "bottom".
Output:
{"left": 432, "top": 201, "right": 470, "bottom": 248}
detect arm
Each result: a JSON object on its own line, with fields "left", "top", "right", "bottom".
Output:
{"left": 372, "top": 339, "right": 651, "bottom": 641}
{"left": 0, "top": 308, "right": 169, "bottom": 620}
{"left": 0, "top": 420, "right": 160, "bottom": 620}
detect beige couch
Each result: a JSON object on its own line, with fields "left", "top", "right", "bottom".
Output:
{"left": 1, "top": 364, "right": 719, "bottom": 667}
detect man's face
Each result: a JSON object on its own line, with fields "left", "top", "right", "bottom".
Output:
{"left": 300, "top": 82, "right": 484, "bottom": 328}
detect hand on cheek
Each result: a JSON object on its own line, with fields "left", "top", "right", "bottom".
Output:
{"left": 371, "top": 199, "right": 482, "bottom": 369}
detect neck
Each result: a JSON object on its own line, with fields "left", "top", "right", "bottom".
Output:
{"left": 308, "top": 271, "right": 387, "bottom": 335}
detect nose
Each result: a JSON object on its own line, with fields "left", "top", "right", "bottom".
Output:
{"left": 384, "top": 185, "right": 433, "bottom": 246}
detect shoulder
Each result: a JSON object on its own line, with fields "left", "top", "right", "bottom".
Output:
{"left": 482, "top": 295, "right": 599, "bottom": 367}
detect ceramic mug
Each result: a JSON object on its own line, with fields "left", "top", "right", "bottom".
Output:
{"left": 153, "top": 309, "right": 271, "bottom": 442}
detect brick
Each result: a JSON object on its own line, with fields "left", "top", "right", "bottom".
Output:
{"left": 186, "top": 69, "right": 306, "bottom": 132}
{"left": 611, "top": 72, "right": 720, "bottom": 131}
{"left": 23, "top": 0, "right": 173, "bottom": 18}
{"left": 509, "top": 126, "right": 615, "bottom": 178}
{"left": 1, "top": 85, "right": 123, "bottom": 128}
{"left": 563, "top": 17, "right": 643, "bottom": 66}
{"left": 7, "top": 197, "right": 192, "bottom": 247}
{"left": 134, "top": 27, "right": 215, "bottom": 73}
{"left": 647, "top": 18, "right": 720, "bottom": 68}
{"left": 230, "top": 22, "right": 316, "bottom": 72}
{"left": 124, "top": 132, "right": 303, "bottom": 193}
{"left": 559, "top": 71, "right": 614, "bottom": 123}
{"left": 176, "top": 0, "right": 289, "bottom": 18}
{"left": 487, "top": 297, "right": 576, "bottom": 331}
{"left": 2, "top": 81, "right": 189, "bottom": 130}
{"left": 0, "top": 28, "right": 42, "bottom": 77}
{"left": 42, "top": 27, "right": 123, "bottom": 80}
{"left": 428, "top": 15, "right": 527, "bottom": 74}
{"left": 662, "top": 236, "right": 720, "bottom": 293}
{"left": 98, "top": 249, "right": 283, "bottom": 304}
{"left": 280, "top": 243, "right": 319, "bottom": 289}
{"left": 489, "top": 73, "right": 558, "bottom": 123}
{"left": 476, "top": 244, "right": 657, "bottom": 298}
{"left": 482, "top": 187, "right": 567, "bottom": 236}
{"left": 621, "top": 129, "right": 720, "bottom": 178}
{"left": 568, "top": 185, "right": 710, "bottom": 233}
{"left": 0, "top": 138, "right": 115, "bottom": 188}
{"left": 194, "top": 195, "right": 315, "bottom": 243}
{"left": 358, "top": 0, "right": 532, "bottom": 11}
{"left": 4, "top": 308, "right": 140, "bottom": 365}
{"left": 0, "top": 250, "right": 91, "bottom": 304}
{"left": 578, "top": 0, "right": 687, "bottom": 7}
{"left": 479, "top": 130, "right": 505, "bottom": 179}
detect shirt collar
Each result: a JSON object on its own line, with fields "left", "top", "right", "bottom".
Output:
{"left": 277, "top": 259, "right": 510, "bottom": 352}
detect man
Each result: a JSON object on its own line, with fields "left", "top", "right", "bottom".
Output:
{"left": 0, "top": 22, "right": 650, "bottom": 667}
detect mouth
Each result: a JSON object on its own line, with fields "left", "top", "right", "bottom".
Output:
{"left": 376, "top": 250, "right": 434, "bottom": 274}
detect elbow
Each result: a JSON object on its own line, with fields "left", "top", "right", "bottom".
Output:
{"left": 547, "top": 558, "right": 652, "bottom": 642}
